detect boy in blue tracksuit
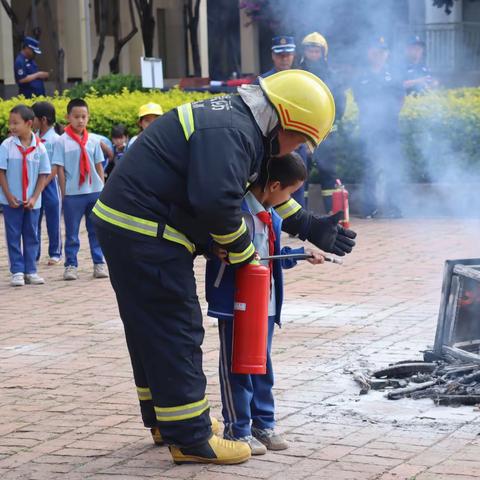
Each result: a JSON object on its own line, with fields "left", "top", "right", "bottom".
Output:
{"left": 206, "top": 153, "right": 325, "bottom": 455}
{"left": 33, "top": 102, "right": 62, "bottom": 264}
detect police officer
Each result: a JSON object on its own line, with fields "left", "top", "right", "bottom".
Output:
{"left": 300, "top": 32, "right": 347, "bottom": 212}
{"left": 92, "top": 70, "right": 356, "bottom": 465}
{"left": 258, "top": 35, "right": 296, "bottom": 80}
{"left": 403, "top": 36, "right": 438, "bottom": 95}
{"left": 14, "top": 37, "right": 48, "bottom": 98}
{"left": 352, "top": 37, "right": 405, "bottom": 218}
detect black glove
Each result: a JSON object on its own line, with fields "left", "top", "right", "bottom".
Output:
{"left": 281, "top": 209, "right": 357, "bottom": 256}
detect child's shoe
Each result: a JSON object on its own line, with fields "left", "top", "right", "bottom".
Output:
{"left": 93, "top": 263, "right": 109, "bottom": 278}
{"left": 231, "top": 435, "right": 267, "bottom": 455}
{"left": 48, "top": 257, "right": 61, "bottom": 266}
{"left": 10, "top": 273, "right": 25, "bottom": 287}
{"left": 25, "top": 273, "right": 45, "bottom": 285}
{"left": 252, "top": 427, "right": 288, "bottom": 450}
{"left": 169, "top": 434, "right": 251, "bottom": 465}
{"left": 64, "top": 266, "right": 78, "bottom": 281}
{"left": 151, "top": 416, "right": 221, "bottom": 446}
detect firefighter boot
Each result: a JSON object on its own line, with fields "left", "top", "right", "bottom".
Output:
{"left": 169, "top": 434, "right": 251, "bottom": 465}
{"left": 151, "top": 416, "right": 221, "bottom": 446}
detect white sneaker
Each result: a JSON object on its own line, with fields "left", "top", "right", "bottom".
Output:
{"left": 48, "top": 257, "right": 61, "bottom": 266}
{"left": 252, "top": 427, "right": 289, "bottom": 451}
{"left": 224, "top": 434, "right": 267, "bottom": 456}
{"left": 93, "top": 263, "right": 109, "bottom": 279}
{"left": 10, "top": 272, "right": 25, "bottom": 287}
{"left": 25, "top": 273, "right": 45, "bottom": 285}
{"left": 64, "top": 266, "right": 78, "bottom": 281}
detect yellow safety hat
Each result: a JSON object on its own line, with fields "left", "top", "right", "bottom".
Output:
{"left": 259, "top": 69, "right": 335, "bottom": 149}
{"left": 138, "top": 102, "right": 163, "bottom": 118}
{"left": 302, "top": 32, "right": 329, "bottom": 58}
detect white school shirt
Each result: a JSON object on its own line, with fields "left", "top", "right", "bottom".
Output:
{"left": 52, "top": 131, "right": 104, "bottom": 196}
{"left": 0, "top": 134, "right": 50, "bottom": 209}
{"left": 39, "top": 127, "right": 60, "bottom": 164}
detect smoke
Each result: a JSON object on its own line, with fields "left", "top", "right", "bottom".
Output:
{"left": 245, "top": 0, "right": 480, "bottom": 218}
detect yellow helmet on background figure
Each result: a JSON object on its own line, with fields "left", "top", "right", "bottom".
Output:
{"left": 259, "top": 69, "right": 335, "bottom": 149}
{"left": 302, "top": 32, "right": 329, "bottom": 58}
{"left": 138, "top": 102, "right": 163, "bottom": 118}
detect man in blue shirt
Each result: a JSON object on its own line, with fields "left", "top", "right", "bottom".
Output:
{"left": 14, "top": 37, "right": 49, "bottom": 98}
{"left": 257, "top": 36, "right": 296, "bottom": 80}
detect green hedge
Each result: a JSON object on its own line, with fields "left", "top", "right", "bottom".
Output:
{"left": 1, "top": 86, "right": 479, "bottom": 184}
{"left": 65, "top": 74, "right": 145, "bottom": 98}
{"left": 0, "top": 88, "right": 216, "bottom": 138}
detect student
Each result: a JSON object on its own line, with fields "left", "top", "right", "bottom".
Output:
{"left": 0, "top": 104, "right": 50, "bottom": 286}
{"left": 205, "top": 153, "right": 325, "bottom": 455}
{"left": 126, "top": 103, "right": 163, "bottom": 150}
{"left": 32, "top": 101, "right": 62, "bottom": 264}
{"left": 105, "top": 124, "right": 128, "bottom": 178}
{"left": 52, "top": 98, "right": 108, "bottom": 280}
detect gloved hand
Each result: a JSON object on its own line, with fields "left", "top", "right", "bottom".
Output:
{"left": 305, "top": 211, "right": 357, "bottom": 256}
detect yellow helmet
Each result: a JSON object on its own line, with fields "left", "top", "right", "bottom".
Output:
{"left": 138, "top": 102, "right": 163, "bottom": 118}
{"left": 302, "top": 32, "right": 328, "bottom": 58}
{"left": 259, "top": 69, "right": 335, "bottom": 149}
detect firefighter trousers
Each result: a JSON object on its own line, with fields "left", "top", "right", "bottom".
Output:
{"left": 95, "top": 226, "right": 211, "bottom": 447}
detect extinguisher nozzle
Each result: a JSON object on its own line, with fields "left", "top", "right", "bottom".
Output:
{"left": 324, "top": 256, "right": 344, "bottom": 265}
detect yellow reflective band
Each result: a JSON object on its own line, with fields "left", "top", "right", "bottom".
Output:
{"left": 136, "top": 386, "right": 152, "bottom": 401}
{"left": 154, "top": 397, "right": 209, "bottom": 422}
{"left": 275, "top": 198, "right": 302, "bottom": 220}
{"left": 321, "top": 189, "right": 335, "bottom": 196}
{"left": 163, "top": 224, "right": 196, "bottom": 254}
{"left": 210, "top": 218, "right": 247, "bottom": 245}
{"left": 93, "top": 200, "right": 158, "bottom": 237}
{"left": 177, "top": 103, "right": 195, "bottom": 140}
{"left": 228, "top": 242, "right": 255, "bottom": 265}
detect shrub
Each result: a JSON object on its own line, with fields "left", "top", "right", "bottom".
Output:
{"left": 0, "top": 88, "right": 216, "bottom": 138}
{"left": 65, "top": 74, "right": 144, "bottom": 98}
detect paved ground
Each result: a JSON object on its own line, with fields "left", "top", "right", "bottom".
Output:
{"left": 1, "top": 216, "right": 480, "bottom": 480}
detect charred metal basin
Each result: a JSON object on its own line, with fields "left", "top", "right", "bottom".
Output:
{"left": 434, "top": 259, "right": 480, "bottom": 363}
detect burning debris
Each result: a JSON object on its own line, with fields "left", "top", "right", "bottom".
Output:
{"left": 352, "top": 259, "right": 480, "bottom": 407}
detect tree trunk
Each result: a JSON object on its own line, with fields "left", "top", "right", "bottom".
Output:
{"left": 187, "top": 0, "right": 201, "bottom": 77}
{"left": 43, "top": 0, "right": 64, "bottom": 93}
{"left": 92, "top": 0, "right": 108, "bottom": 79}
{"left": 109, "top": 0, "right": 138, "bottom": 73}
{"left": 135, "top": 0, "right": 155, "bottom": 57}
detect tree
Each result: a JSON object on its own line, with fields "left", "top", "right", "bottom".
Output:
{"left": 92, "top": 0, "right": 108, "bottom": 79}
{"left": 109, "top": 0, "right": 138, "bottom": 73}
{"left": 134, "top": 0, "right": 155, "bottom": 57}
{"left": 185, "top": 0, "right": 202, "bottom": 77}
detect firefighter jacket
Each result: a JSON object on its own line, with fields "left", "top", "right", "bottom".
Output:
{"left": 205, "top": 196, "right": 304, "bottom": 326}
{"left": 92, "top": 95, "right": 265, "bottom": 264}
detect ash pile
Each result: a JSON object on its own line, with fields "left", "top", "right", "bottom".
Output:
{"left": 353, "top": 258, "right": 480, "bottom": 407}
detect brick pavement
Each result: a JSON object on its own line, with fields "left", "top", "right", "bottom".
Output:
{"left": 1, "top": 216, "right": 480, "bottom": 480}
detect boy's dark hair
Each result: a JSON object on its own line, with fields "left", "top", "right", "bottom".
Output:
{"left": 67, "top": 98, "right": 89, "bottom": 114}
{"left": 10, "top": 104, "right": 34, "bottom": 122}
{"left": 32, "top": 101, "right": 56, "bottom": 125}
{"left": 111, "top": 124, "right": 128, "bottom": 138}
{"left": 264, "top": 153, "right": 307, "bottom": 188}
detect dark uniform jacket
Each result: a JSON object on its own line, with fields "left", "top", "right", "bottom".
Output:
{"left": 14, "top": 52, "right": 45, "bottom": 98}
{"left": 93, "top": 95, "right": 265, "bottom": 262}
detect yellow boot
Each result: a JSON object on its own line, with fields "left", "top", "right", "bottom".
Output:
{"left": 169, "top": 434, "right": 251, "bottom": 465}
{"left": 150, "top": 416, "right": 221, "bottom": 446}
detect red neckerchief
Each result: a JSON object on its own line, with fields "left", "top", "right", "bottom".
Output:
{"left": 15, "top": 135, "right": 40, "bottom": 202}
{"left": 64, "top": 125, "right": 91, "bottom": 186}
{"left": 256, "top": 210, "right": 276, "bottom": 274}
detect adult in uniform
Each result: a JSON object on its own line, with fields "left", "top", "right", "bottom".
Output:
{"left": 300, "top": 32, "right": 347, "bottom": 212}
{"left": 352, "top": 38, "right": 405, "bottom": 218}
{"left": 403, "top": 35, "right": 438, "bottom": 95}
{"left": 92, "top": 70, "right": 356, "bottom": 465}
{"left": 14, "top": 37, "right": 49, "bottom": 98}
{"left": 258, "top": 35, "right": 296, "bottom": 79}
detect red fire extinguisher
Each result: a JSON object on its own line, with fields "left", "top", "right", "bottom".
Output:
{"left": 232, "top": 261, "right": 270, "bottom": 374}
{"left": 331, "top": 178, "right": 350, "bottom": 229}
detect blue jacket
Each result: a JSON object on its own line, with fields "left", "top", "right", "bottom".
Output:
{"left": 14, "top": 52, "right": 45, "bottom": 98}
{"left": 205, "top": 197, "right": 304, "bottom": 326}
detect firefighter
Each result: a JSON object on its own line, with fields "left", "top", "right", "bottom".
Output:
{"left": 92, "top": 69, "right": 356, "bottom": 465}
{"left": 300, "top": 32, "right": 347, "bottom": 213}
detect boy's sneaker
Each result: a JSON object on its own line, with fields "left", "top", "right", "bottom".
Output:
{"left": 48, "top": 257, "right": 61, "bottom": 266}
{"left": 252, "top": 427, "right": 289, "bottom": 451}
{"left": 10, "top": 273, "right": 25, "bottom": 287}
{"left": 169, "top": 434, "right": 250, "bottom": 465}
{"left": 25, "top": 273, "right": 45, "bottom": 285}
{"left": 93, "top": 263, "right": 109, "bottom": 279}
{"left": 64, "top": 266, "right": 78, "bottom": 281}
{"left": 233, "top": 435, "right": 267, "bottom": 455}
